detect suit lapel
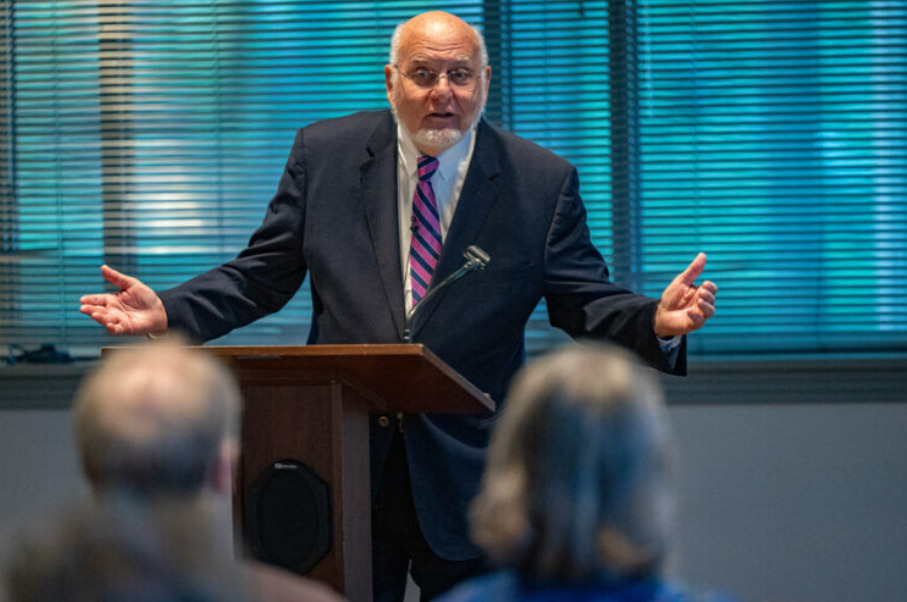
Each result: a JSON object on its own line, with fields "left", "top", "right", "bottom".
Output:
{"left": 410, "top": 120, "right": 502, "bottom": 336}
{"left": 360, "top": 113, "right": 407, "bottom": 338}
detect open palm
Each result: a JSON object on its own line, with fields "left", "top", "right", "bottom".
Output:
{"left": 79, "top": 265, "right": 167, "bottom": 335}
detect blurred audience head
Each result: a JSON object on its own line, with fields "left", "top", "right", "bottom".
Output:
{"left": 73, "top": 339, "right": 241, "bottom": 498}
{"left": 470, "top": 341, "right": 674, "bottom": 582}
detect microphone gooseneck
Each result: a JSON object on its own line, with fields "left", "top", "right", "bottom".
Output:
{"left": 404, "top": 245, "right": 490, "bottom": 344}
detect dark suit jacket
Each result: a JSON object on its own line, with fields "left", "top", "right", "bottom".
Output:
{"left": 159, "top": 110, "right": 685, "bottom": 560}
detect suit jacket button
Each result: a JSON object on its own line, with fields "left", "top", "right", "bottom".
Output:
{"left": 378, "top": 415, "right": 391, "bottom": 428}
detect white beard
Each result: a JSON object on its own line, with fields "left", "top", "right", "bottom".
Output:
{"left": 410, "top": 126, "right": 464, "bottom": 153}
{"left": 389, "top": 85, "right": 483, "bottom": 155}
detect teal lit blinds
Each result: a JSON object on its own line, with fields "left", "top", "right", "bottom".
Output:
{"left": 624, "top": 0, "right": 907, "bottom": 355}
{"left": 489, "top": 1, "right": 612, "bottom": 354}
{"left": 1, "top": 1, "right": 483, "bottom": 356}
{"left": 3, "top": 0, "right": 905, "bottom": 360}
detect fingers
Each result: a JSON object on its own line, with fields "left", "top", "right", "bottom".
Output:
{"left": 79, "top": 293, "right": 112, "bottom": 308}
{"left": 79, "top": 292, "right": 123, "bottom": 333}
{"left": 80, "top": 265, "right": 150, "bottom": 335}
{"left": 100, "top": 264, "right": 137, "bottom": 290}
{"left": 86, "top": 309, "right": 131, "bottom": 335}
{"left": 685, "top": 309, "right": 706, "bottom": 329}
{"left": 79, "top": 296, "right": 126, "bottom": 329}
{"left": 674, "top": 281, "right": 717, "bottom": 334}
{"left": 697, "top": 280, "right": 718, "bottom": 305}
{"left": 80, "top": 307, "right": 115, "bottom": 329}
{"left": 693, "top": 279, "right": 717, "bottom": 316}
{"left": 677, "top": 252, "right": 707, "bottom": 285}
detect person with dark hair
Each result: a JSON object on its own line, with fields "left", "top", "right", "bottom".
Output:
{"left": 67, "top": 339, "right": 345, "bottom": 602}
{"left": 437, "top": 343, "right": 736, "bottom": 602}
{"left": 79, "top": 11, "right": 718, "bottom": 601}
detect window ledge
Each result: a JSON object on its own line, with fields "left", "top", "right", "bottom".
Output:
{"left": 1, "top": 356, "right": 905, "bottom": 410}
{"left": 661, "top": 355, "right": 907, "bottom": 405}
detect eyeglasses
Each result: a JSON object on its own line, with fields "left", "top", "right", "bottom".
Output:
{"left": 394, "top": 65, "right": 479, "bottom": 89}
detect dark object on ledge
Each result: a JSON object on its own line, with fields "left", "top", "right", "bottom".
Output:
{"left": 4, "top": 343, "right": 74, "bottom": 366}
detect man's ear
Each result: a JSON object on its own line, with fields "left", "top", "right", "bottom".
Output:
{"left": 209, "top": 439, "right": 239, "bottom": 495}
{"left": 482, "top": 65, "right": 492, "bottom": 104}
{"left": 385, "top": 64, "right": 396, "bottom": 100}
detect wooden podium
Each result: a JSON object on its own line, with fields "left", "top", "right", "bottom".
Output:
{"left": 208, "top": 344, "right": 494, "bottom": 602}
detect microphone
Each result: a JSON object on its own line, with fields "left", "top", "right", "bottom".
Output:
{"left": 404, "top": 245, "right": 490, "bottom": 343}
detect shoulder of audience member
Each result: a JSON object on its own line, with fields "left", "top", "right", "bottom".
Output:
{"left": 241, "top": 560, "right": 346, "bottom": 602}
{"left": 433, "top": 571, "right": 517, "bottom": 602}
{"left": 435, "top": 571, "right": 739, "bottom": 602}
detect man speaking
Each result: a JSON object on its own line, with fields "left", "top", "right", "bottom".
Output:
{"left": 80, "top": 10, "right": 717, "bottom": 602}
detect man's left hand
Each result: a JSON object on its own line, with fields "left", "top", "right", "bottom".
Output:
{"left": 654, "top": 252, "right": 718, "bottom": 337}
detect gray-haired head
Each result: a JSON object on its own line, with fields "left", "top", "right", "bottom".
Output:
{"left": 470, "top": 342, "right": 674, "bottom": 582}
{"left": 74, "top": 339, "right": 241, "bottom": 497}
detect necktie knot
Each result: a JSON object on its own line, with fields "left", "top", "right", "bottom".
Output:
{"left": 418, "top": 155, "right": 439, "bottom": 181}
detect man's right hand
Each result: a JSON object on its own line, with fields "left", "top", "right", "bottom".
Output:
{"left": 79, "top": 265, "right": 168, "bottom": 336}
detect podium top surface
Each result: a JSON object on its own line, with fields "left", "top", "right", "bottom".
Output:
{"left": 200, "top": 343, "right": 494, "bottom": 415}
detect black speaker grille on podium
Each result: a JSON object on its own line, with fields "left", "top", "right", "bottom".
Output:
{"left": 245, "top": 459, "right": 332, "bottom": 575}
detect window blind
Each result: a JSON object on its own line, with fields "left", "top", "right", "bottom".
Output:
{"left": 487, "top": 1, "right": 612, "bottom": 355}
{"left": 621, "top": 0, "right": 907, "bottom": 356}
{"left": 1, "top": 1, "right": 485, "bottom": 357}
{"left": 2, "top": 0, "right": 905, "bottom": 361}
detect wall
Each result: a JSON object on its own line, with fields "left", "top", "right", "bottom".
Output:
{"left": 2, "top": 359, "right": 906, "bottom": 602}
{"left": 670, "top": 402, "right": 907, "bottom": 602}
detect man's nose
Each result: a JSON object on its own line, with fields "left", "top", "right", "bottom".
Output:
{"left": 430, "top": 73, "right": 453, "bottom": 97}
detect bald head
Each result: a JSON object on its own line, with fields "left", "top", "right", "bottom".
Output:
{"left": 389, "top": 11, "right": 488, "bottom": 67}
{"left": 74, "top": 340, "right": 241, "bottom": 497}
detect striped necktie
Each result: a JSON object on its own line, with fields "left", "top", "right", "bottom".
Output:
{"left": 410, "top": 155, "right": 441, "bottom": 307}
